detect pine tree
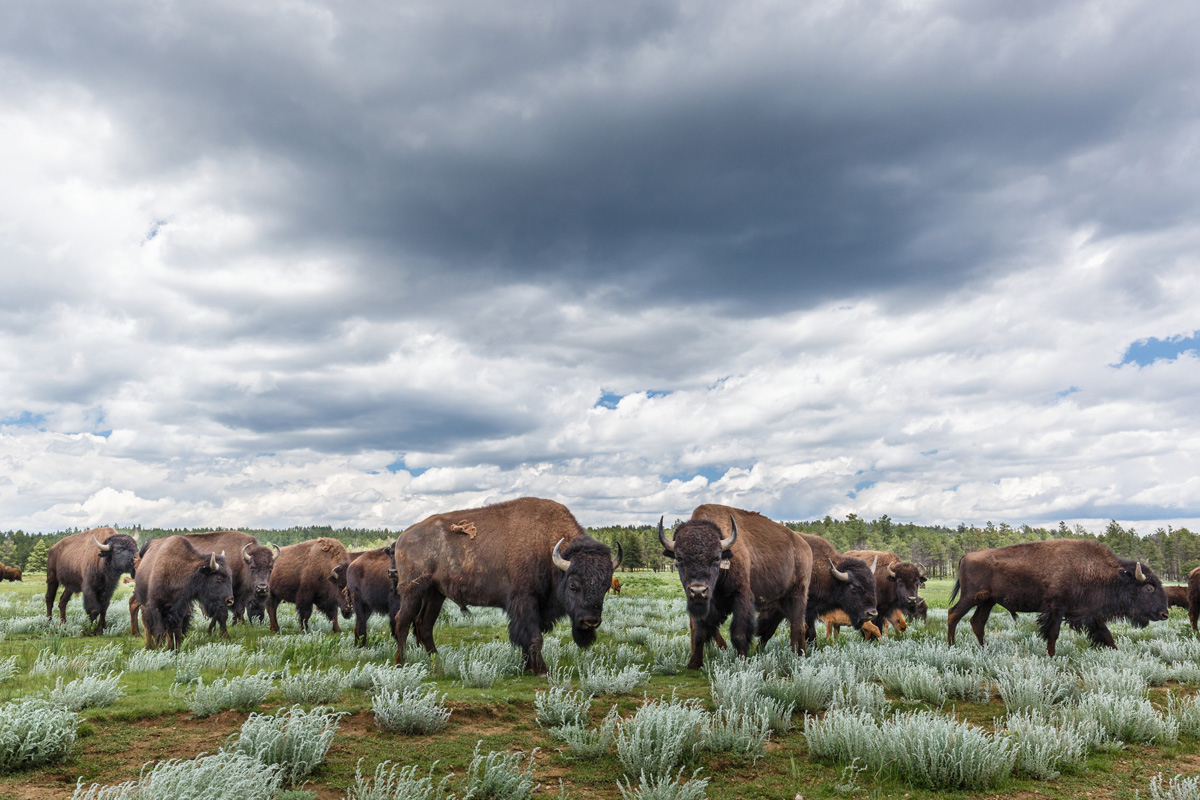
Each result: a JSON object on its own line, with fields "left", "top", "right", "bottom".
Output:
{"left": 24, "top": 538, "right": 49, "bottom": 574}
{"left": 0, "top": 537, "right": 14, "bottom": 567}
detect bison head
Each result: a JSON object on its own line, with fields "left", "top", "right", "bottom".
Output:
{"left": 659, "top": 516, "right": 736, "bottom": 619}
{"left": 1119, "top": 559, "right": 1169, "bottom": 626}
{"left": 827, "top": 555, "right": 878, "bottom": 629}
{"left": 551, "top": 536, "right": 621, "bottom": 648}
{"left": 243, "top": 542, "right": 277, "bottom": 600}
{"left": 885, "top": 560, "right": 925, "bottom": 613}
{"left": 330, "top": 562, "right": 353, "bottom": 619}
{"left": 196, "top": 551, "right": 235, "bottom": 616}
{"left": 910, "top": 597, "right": 929, "bottom": 621}
{"left": 94, "top": 533, "right": 139, "bottom": 579}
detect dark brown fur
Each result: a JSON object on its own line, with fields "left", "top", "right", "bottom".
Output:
{"left": 131, "top": 536, "right": 234, "bottom": 649}
{"left": 0, "top": 565, "right": 21, "bottom": 581}
{"left": 179, "top": 531, "right": 275, "bottom": 635}
{"left": 46, "top": 527, "right": 139, "bottom": 633}
{"left": 948, "top": 539, "right": 1169, "bottom": 655}
{"left": 844, "top": 550, "right": 925, "bottom": 637}
{"left": 668, "top": 505, "right": 812, "bottom": 670}
{"left": 1188, "top": 566, "right": 1200, "bottom": 633}
{"left": 389, "top": 497, "right": 617, "bottom": 674}
{"left": 266, "top": 538, "right": 352, "bottom": 632}
{"left": 346, "top": 548, "right": 398, "bottom": 647}
{"left": 1165, "top": 584, "right": 1189, "bottom": 610}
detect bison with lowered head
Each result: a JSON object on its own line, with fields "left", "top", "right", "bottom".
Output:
{"left": 388, "top": 497, "right": 620, "bottom": 674}
{"left": 948, "top": 538, "right": 1169, "bottom": 655}
{"left": 46, "top": 527, "right": 139, "bottom": 633}
{"left": 0, "top": 564, "right": 21, "bottom": 581}
{"left": 266, "top": 537, "right": 352, "bottom": 632}
{"left": 132, "top": 535, "right": 234, "bottom": 649}
{"left": 346, "top": 548, "right": 399, "bottom": 647}
{"left": 660, "top": 505, "right": 812, "bottom": 669}
{"left": 844, "top": 549, "right": 926, "bottom": 637}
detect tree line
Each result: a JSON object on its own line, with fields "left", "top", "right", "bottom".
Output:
{"left": 4, "top": 517, "right": 1200, "bottom": 583}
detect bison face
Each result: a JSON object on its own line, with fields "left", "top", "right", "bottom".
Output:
{"left": 828, "top": 556, "right": 878, "bottom": 628}
{"left": 551, "top": 537, "right": 620, "bottom": 648}
{"left": 329, "top": 563, "right": 353, "bottom": 618}
{"left": 242, "top": 544, "right": 275, "bottom": 599}
{"left": 1120, "top": 561, "right": 1169, "bottom": 626}
{"left": 886, "top": 561, "right": 924, "bottom": 612}
{"left": 659, "top": 517, "right": 736, "bottom": 619}
{"left": 96, "top": 533, "right": 139, "bottom": 578}
{"left": 196, "top": 552, "right": 235, "bottom": 616}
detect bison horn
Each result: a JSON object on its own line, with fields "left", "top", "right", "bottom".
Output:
{"left": 886, "top": 561, "right": 896, "bottom": 578}
{"left": 552, "top": 539, "right": 571, "bottom": 572}
{"left": 870, "top": 554, "right": 879, "bottom": 573}
{"left": 918, "top": 563, "right": 927, "bottom": 579}
{"left": 331, "top": 566, "right": 340, "bottom": 581}
{"left": 657, "top": 516, "right": 674, "bottom": 553}
{"left": 830, "top": 558, "right": 851, "bottom": 583}
{"left": 612, "top": 542, "right": 623, "bottom": 570}
{"left": 208, "top": 552, "right": 219, "bottom": 571}
{"left": 720, "top": 515, "right": 738, "bottom": 551}
{"left": 1134, "top": 562, "right": 1146, "bottom": 583}
{"left": 271, "top": 543, "right": 280, "bottom": 558}
{"left": 93, "top": 535, "right": 113, "bottom": 553}
{"left": 242, "top": 542, "right": 253, "bottom": 564}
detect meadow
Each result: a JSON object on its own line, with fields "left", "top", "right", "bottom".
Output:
{"left": 0, "top": 573, "right": 1197, "bottom": 800}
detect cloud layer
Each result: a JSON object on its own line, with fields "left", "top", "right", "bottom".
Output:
{"left": 2, "top": 0, "right": 1199, "bottom": 532}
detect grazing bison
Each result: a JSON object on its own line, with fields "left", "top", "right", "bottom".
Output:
{"left": 660, "top": 505, "right": 812, "bottom": 669}
{"left": 46, "top": 527, "right": 139, "bottom": 633}
{"left": 844, "top": 550, "right": 926, "bottom": 636}
{"left": 132, "top": 535, "right": 234, "bottom": 649}
{"left": 266, "top": 538, "right": 353, "bottom": 632}
{"left": 1165, "top": 584, "right": 1189, "bottom": 611}
{"left": 948, "top": 539, "right": 1169, "bottom": 655}
{"left": 388, "top": 497, "right": 620, "bottom": 674}
{"left": 179, "top": 532, "right": 275, "bottom": 635}
{"left": 1188, "top": 566, "right": 1200, "bottom": 632}
{"left": 820, "top": 609, "right": 885, "bottom": 640}
{"left": 0, "top": 564, "right": 21, "bottom": 581}
{"left": 346, "top": 548, "right": 398, "bottom": 647}
{"left": 909, "top": 596, "right": 929, "bottom": 622}
{"left": 611, "top": 576, "right": 623, "bottom": 594}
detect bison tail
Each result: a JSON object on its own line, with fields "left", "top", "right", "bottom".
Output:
{"left": 949, "top": 578, "right": 960, "bottom": 605}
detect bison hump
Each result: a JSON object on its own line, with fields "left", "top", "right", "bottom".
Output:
{"left": 450, "top": 521, "right": 478, "bottom": 539}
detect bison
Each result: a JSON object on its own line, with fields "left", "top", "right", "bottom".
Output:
{"left": 660, "top": 505, "right": 812, "bottom": 669}
{"left": 266, "top": 537, "right": 353, "bottom": 632}
{"left": 0, "top": 564, "right": 21, "bottom": 581}
{"left": 46, "top": 527, "right": 139, "bottom": 633}
{"left": 1188, "top": 566, "right": 1200, "bottom": 632}
{"left": 1165, "top": 584, "right": 1189, "bottom": 612}
{"left": 611, "top": 576, "right": 623, "bottom": 594}
{"left": 131, "top": 535, "right": 234, "bottom": 649}
{"left": 388, "top": 497, "right": 620, "bottom": 674}
{"left": 909, "top": 596, "right": 929, "bottom": 622}
{"left": 820, "top": 609, "right": 885, "bottom": 639}
{"left": 844, "top": 549, "right": 925, "bottom": 636}
{"left": 346, "top": 548, "right": 398, "bottom": 647}
{"left": 948, "top": 539, "right": 1169, "bottom": 655}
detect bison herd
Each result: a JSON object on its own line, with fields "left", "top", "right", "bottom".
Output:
{"left": 35, "top": 498, "right": 1199, "bottom": 672}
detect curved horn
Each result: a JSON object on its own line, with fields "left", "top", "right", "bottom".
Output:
{"left": 271, "top": 543, "right": 280, "bottom": 558}
{"left": 918, "top": 563, "right": 927, "bottom": 579}
{"left": 1134, "top": 562, "right": 1146, "bottom": 583}
{"left": 870, "top": 554, "right": 879, "bottom": 573}
{"left": 829, "top": 558, "right": 850, "bottom": 583}
{"left": 92, "top": 535, "right": 112, "bottom": 553}
{"left": 612, "top": 542, "right": 623, "bottom": 570}
{"left": 242, "top": 542, "right": 253, "bottom": 563}
{"left": 552, "top": 538, "right": 571, "bottom": 572}
{"left": 331, "top": 565, "right": 340, "bottom": 581}
{"left": 208, "top": 552, "right": 219, "bottom": 571}
{"left": 720, "top": 515, "right": 738, "bottom": 551}
{"left": 886, "top": 561, "right": 896, "bottom": 578}
{"left": 657, "top": 516, "right": 674, "bottom": 553}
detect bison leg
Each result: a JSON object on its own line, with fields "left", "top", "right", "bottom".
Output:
{"left": 266, "top": 594, "right": 282, "bottom": 633}
{"left": 1190, "top": 604, "right": 1198, "bottom": 633}
{"left": 295, "top": 595, "right": 315, "bottom": 632}
{"left": 969, "top": 601, "right": 994, "bottom": 646}
{"left": 392, "top": 592, "right": 427, "bottom": 667}
{"left": 57, "top": 588, "right": 75, "bottom": 624}
{"left": 44, "top": 573, "right": 59, "bottom": 620}
{"left": 129, "top": 596, "right": 142, "bottom": 637}
{"left": 758, "top": 607, "right": 786, "bottom": 647}
{"left": 946, "top": 594, "right": 978, "bottom": 647}
{"left": 413, "top": 593, "right": 445, "bottom": 654}
{"left": 1084, "top": 620, "right": 1117, "bottom": 650}
{"left": 207, "top": 608, "right": 229, "bottom": 638}
{"left": 689, "top": 616, "right": 727, "bottom": 649}
{"left": 505, "top": 595, "right": 547, "bottom": 675}
{"left": 782, "top": 597, "right": 808, "bottom": 656}
{"left": 825, "top": 619, "right": 839, "bottom": 638}
{"left": 352, "top": 601, "right": 372, "bottom": 647}
{"left": 1038, "top": 613, "right": 1064, "bottom": 656}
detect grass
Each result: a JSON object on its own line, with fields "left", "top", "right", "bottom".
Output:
{"left": 0, "top": 573, "right": 1198, "bottom": 799}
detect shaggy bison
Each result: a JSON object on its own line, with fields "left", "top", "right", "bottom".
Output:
{"left": 388, "top": 497, "right": 620, "bottom": 674}
{"left": 1189, "top": 566, "right": 1200, "bottom": 632}
{"left": 179, "top": 531, "right": 276, "bottom": 635}
{"left": 844, "top": 549, "right": 926, "bottom": 636}
{"left": 948, "top": 539, "right": 1169, "bottom": 655}
{"left": 46, "top": 527, "right": 139, "bottom": 633}
{"left": 266, "top": 538, "right": 353, "bottom": 633}
{"left": 0, "top": 564, "right": 21, "bottom": 581}
{"left": 1165, "top": 584, "right": 1189, "bottom": 612}
{"left": 132, "top": 535, "right": 234, "bottom": 649}
{"left": 661, "top": 505, "right": 812, "bottom": 669}
{"left": 346, "top": 548, "right": 397, "bottom": 647}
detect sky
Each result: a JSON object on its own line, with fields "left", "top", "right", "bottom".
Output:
{"left": 2, "top": 0, "right": 1199, "bottom": 534}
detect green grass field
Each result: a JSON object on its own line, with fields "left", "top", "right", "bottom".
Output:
{"left": 0, "top": 573, "right": 1197, "bottom": 800}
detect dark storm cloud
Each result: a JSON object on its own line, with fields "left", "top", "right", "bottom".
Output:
{"left": 7, "top": 0, "right": 1200, "bottom": 316}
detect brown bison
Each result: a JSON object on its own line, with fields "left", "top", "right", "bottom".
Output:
{"left": 820, "top": 609, "right": 885, "bottom": 639}
{"left": 1165, "top": 584, "right": 1189, "bottom": 611}
{"left": 131, "top": 535, "right": 234, "bottom": 649}
{"left": 909, "top": 596, "right": 928, "bottom": 622}
{"left": 182, "top": 532, "right": 276, "bottom": 635}
{"left": 46, "top": 527, "right": 139, "bottom": 633}
{"left": 346, "top": 548, "right": 397, "bottom": 646}
{"left": 948, "top": 539, "right": 1169, "bottom": 655}
{"left": 266, "top": 538, "right": 353, "bottom": 632}
{"left": 0, "top": 564, "right": 21, "bottom": 581}
{"left": 660, "top": 505, "right": 812, "bottom": 669}
{"left": 611, "top": 576, "right": 623, "bottom": 594}
{"left": 844, "top": 549, "right": 925, "bottom": 636}
{"left": 1188, "top": 566, "right": 1200, "bottom": 632}
{"left": 388, "top": 497, "right": 620, "bottom": 674}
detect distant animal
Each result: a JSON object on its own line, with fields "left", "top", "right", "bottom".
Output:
{"left": 611, "top": 576, "right": 623, "bottom": 594}
{"left": 661, "top": 504, "right": 812, "bottom": 670}
{"left": 266, "top": 538, "right": 353, "bottom": 633}
{"left": 844, "top": 549, "right": 926, "bottom": 636}
{"left": 0, "top": 564, "right": 22, "bottom": 581}
{"left": 131, "top": 535, "right": 234, "bottom": 649}
{"left": 46, "top": 527, "right": 139, "bottom": 633}
{"left": 948, "top": 539, "right": 1169, "bottom": 655}
{"left": 388, "top": 497, "right": 620, "bottom": 674}
{"left": 1188, "top": 567, "right": 1200, "bottom": 632}
{"left": 1165, "top": 584, "right": 1189, "bottom": 611}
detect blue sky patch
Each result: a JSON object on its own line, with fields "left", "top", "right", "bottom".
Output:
{"left": 0, "top": 411, "right": 46, "bottom": 429}
{"left": 595, "top": 392, "right": 623, "bottom": 409}
{"left": 387, "top": 458, "right": 428, "bottom": 477}
{"left": 667, "top": 466, "right": 730, "bottom": 484}
{"left": 1119, "top": 331, "right": 1200, "bottom": 367}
